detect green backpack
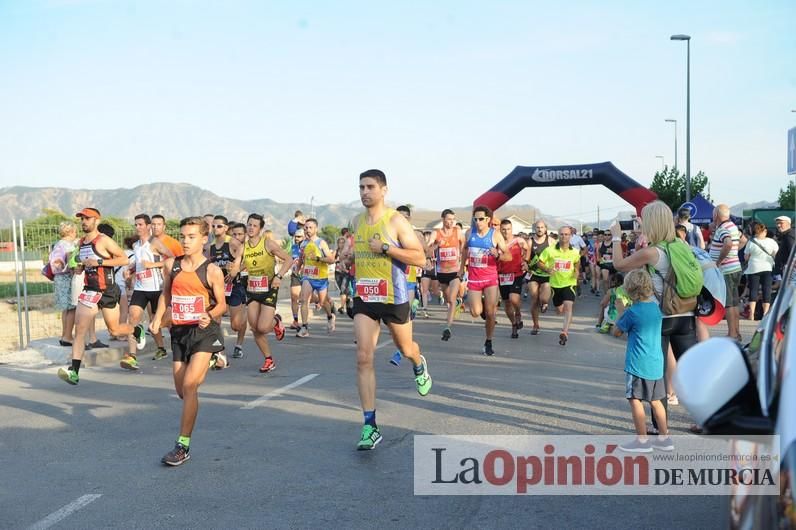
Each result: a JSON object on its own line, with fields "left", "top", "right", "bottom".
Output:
{"left": 648, "top": 240, "right": 704, "bottom": 315}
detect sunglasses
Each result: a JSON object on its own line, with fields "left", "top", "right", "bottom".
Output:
{"left": 473, "top": 217, "right": 487, "bottom": 222}
{"left": 213, "top": 224, "right": 226, "bottom": 228}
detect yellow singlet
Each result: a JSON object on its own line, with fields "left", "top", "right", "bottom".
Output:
{"left": 243, "top": 237, "right": 275, "bottom": 293}
{"left": 301, "top": 237, "right": 329, "bottom": 280}
{"left": 353, "top": 209, "right": 408, "bottom": 305}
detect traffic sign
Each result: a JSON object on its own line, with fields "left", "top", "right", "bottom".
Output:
{"left": 789, "top": 127, "right": 796, "bottom": 175}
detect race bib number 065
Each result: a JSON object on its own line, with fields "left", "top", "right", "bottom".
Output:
{"left": 171, "top": 295, "right": 205, "bottom": 324}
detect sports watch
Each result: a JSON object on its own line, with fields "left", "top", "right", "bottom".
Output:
{"left": 381, "top": 243, "right": 390, "bottom": 255}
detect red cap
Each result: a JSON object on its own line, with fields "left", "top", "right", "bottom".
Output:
{"left": 75, "top": 207, "right": 101, "bottom": 219}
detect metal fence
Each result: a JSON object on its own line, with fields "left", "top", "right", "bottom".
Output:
{"left": 1, "top": 221, "right": 178, "bottom": 352}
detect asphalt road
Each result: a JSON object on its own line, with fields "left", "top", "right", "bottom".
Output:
{"left": 0, "top": 291, "right": 729, "bottom": 529}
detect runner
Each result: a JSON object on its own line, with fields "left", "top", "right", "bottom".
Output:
{"left": 419, "top": 230, "right": 438, "bottom": 319}
{"left": 120, "top": 214, "right": 173, "bottom": 370}
{"left": 150, "top": 216, "right": 227, "bottom": 466}
{"left": 152, "top": 214, "right": 184, "bottom": 258}
{"left": 334, "top": 236, "right": 351, "bottom": 315}
{"left": 527, "top": 220, "right": 553, "bottom": 335}
{"left": 58, "top": 208, "right": 138, "bottom": 385}
{"left": 497, "top": 219, "right": 530, "bottom": 339}
{"left": 460, "top": 206, "right": 508, "bottom": 356}
{"left": 296, "top": 218, "right": 337, "bottom": 337}
{"left": 288, "top": 228, "right": 306, "bottom": 330}
{"left": 227, "top": 222, "right": 249, "bottom": 357}
{"left": 208, "top": 215, "right": 245, "bottom": 362}
{"left": 351, "top": 169, "right": 431, "bottom": 450}
{"left": 537, "top": 226, "right": 581, "bottom": 346}
{"left": 596, "top": 231, "right": 615, "bottom": 295}
{"left": 227, "top": 213, "right": 291, "bottom": 373}
{"left": 430, "top": 209, "right": 466, "bottom": 341}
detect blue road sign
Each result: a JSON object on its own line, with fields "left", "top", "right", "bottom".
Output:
{"left": 789, "top": 127, "right": 796, "bottom": 175}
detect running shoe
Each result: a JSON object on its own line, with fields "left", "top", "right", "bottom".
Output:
{"left": 133, "top": 324, "right": 146, "bottom": 351}
{"left": 86, "top": 340, "right": 109, "bottom": 349}
{"left": 422, "top": 308, "right": 429, "bottom": 319}
{"left": 667, "top": 394, "right": 679, "bottom": 406}
{"left": 232, "top": 345, "right": 244, "bottom": 359}
{"left": 259, "top": 357, "right": 276, "bottom": 373}
{"left": 516, "top": 320, "right": 523, "bottom": 330}
{"left": 273, "top": 314, "right": 285, "bottom": 341}
{"left": 511, "top": 324, "right": 519, "bottom": 339}
{"left": 161, "top": 443, "right": 191, "bottom": 466}
{"left": 441, "top": 327, "right": 451, "bottom": 341}
{"left": 410, "top": 298, "right": 419, "bottom": 320}
{"left": 357, "top": 424, "right": 383, "bottom": 451}
{"left": 482, "top": 340, "right": 495, "bottom": 356}
{"left": 617, "top": 438, "right": 653, "bottom": 453}
{"left": 289, "top": 319, "right": 301, "bottom": 331}
{"left": 297, "top": 326, "right": 309, "bottom": 338}
{"left": 540, "top": 303, "right": 548, "bottom": 314}
{"left": 530, "top": 327, "right": 540, "bottom": 336}
{"left": 57, "top": 367, "right": 79, "bottom": 385}
{"left": 650, "top": 437, "right": 675, "bottom": 452}
{"left": 389, "top": 351, "right": 402, "bottom": 366}
{"left": 415, "top": 355, "right": 432, "bottom": 396}
{"left": 327, "top": 313, "right": 336, "bottom": 334}
{"left": 120, "top": 354, "right": 139, "bottom": 370}
{"left": 598, "top": 322, "right": 612, "bottom": 334}
{"left": 455, "top": 297, "right": 464, "bottom": 315}
{"left": 559, "top": 332, "right": 568, "bottom": 346}
{"left": 210, "top": 351, "right": 228, "bottom": 370}
{"left": 152, "top": 347, "right": 168, "bottom": 361}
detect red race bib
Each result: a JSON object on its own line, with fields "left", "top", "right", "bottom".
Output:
{"left": 356, "top": 278, "right": 388, "bottom": 303}
{"left": 78, "top": 290, "right": 102, "bottom": 308}
{"left": 135, "top": 269, "right": 153, "bottom": 281}
{"left": 439, "top": 247, "right": 458, "bottom": 262}
{"left": 499, "top": 273, "right": 515, "bottom": 286}
{"left": 171, "top": 295, "right": 206, "bottom": 325}
{"left": 248, "top": 275, "right": 270, "bottom": 293}
{"left": 224, "top": 282, "right": 233, "bottom": 296}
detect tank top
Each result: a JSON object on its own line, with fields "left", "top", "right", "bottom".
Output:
{"left": 540, "top": 245, "right": 580, "bottom": 288}
{"left": 169, "top": 257, "right": 215, "bottom": 326}
{"left": 301, "top": 237, "right": 329, "bottom": 280}
{"left": 599, "top": 242, "right": 614, "bottom": 264}
{"left": 529, "top": 235, "right": 550, "bottom": 276}
{"left": 79, "top": 235, "right": 114, "bottom": 291}
{"left": 435, "top": 227, "right": 462, "bottom": 274}
{"left": 243, "top": 237, "right": 276, "bottom": 293}
{"left": 133, "top": 239, "right": 163, "bottom": 292}
{"left": 210, "top": 241, "right": 234, "bottom": 271}
{"left": 353, "top": 209, "right": 407, "bottom": 305}
{"left": 497, "top": 238, "right": 524, "bottom": 283}
{"left": 467, "top": 228, "right": 498, "bottom": 281}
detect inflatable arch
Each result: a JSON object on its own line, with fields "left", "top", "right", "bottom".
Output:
{"left": 472, "top": 162, "right": 657, "bottom": 216}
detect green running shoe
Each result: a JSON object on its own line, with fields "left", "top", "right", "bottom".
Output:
{"left": 415, "top": 354, "right": 432, "bottom": 396}
{"left": 152, "top": 347, "right": 168, "bottom": 361}
{"left": 120, "top": 354, "right": 139, "bottom": 370}
{"left": 357, "top": 424, "right": 383, "bottom": 451}
{"left": 58, "top": 367, "right": 79, "bottom": 385}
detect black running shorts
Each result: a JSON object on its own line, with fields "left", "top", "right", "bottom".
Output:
{"left": 552, "top": 285, "right": 576, "bottom": 306}
{"left": 499, "top": 276, "right": 524, "bottom": 300}
{"left": 246, "top": 287, "right": 278, "bottom": 308}
{"left": 353, "top": 298, "right": 410, "bottom": 325}
{"left": 170, "top": 320, "right": 225, "bottom": 363}
{"left": 130, "top": 289, "right": 161, "bottom": 312}
{"left": 437, "top": 272, "right": 459, "bottom": 286}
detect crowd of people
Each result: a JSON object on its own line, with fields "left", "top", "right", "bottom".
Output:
{"left": 46, "top": 178, "right": 795, "bottom": 462}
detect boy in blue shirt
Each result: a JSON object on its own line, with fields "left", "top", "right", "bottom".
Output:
{"left": 613, "top": 269, "right": 674, "bottom": 453}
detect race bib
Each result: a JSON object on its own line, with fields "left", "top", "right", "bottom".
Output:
{"left": 303, "top": 265, "right": 319, "bottom": 278}
{"left": 78, "top": 290, "right": 102, "bottom": 308}
{"left": 356, "top": 278, "right": 388, "bottom": 303}
{"left": 171, "top": 295, "right": 205, "bottom": 324}
{"left": 135, "top": 269, "right": 153, "bottom": 281}
{"left": 499, "top": 273, "right": 515, "bottom": 286}
{"left": 468, "top": 248, "right": 489, "bottom": 269}
{"left": 553, "top": 259, "right": 572, "bottom": 273}
{"left": 248, "top": 275, "right": 270, "bottom": 293}
{"left": 224, "top": 282, "right": 233, "bottom": 297}
{"left": 439, "top": 247, "right": 458, "bottom": 263}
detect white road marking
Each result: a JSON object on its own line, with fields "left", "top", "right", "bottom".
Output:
{"left": 28, "top": 494, "right": 102, "bottom": 530}
{"left": 375, "top": 340, "right": 392, "bottom": 351}
{"left": 241, "top": 373, "right": 319, "bottom": 409}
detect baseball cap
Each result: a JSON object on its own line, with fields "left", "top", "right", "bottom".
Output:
{"left": 75, "top": 207, "right": 101, "bottom": 219}
{"left": 775, "top": 216, "right": 791, "bottom": 223}
{"left": 294, "top": 228, "right": 305, "bottom": 237}
{"left": 697, "top": 287, "right": 725, "bottom": 326}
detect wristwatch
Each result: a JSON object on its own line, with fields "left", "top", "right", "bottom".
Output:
{"left": 97, "top": 258, "right": 103, "bottom": 266}
{"left": 381, "top": 243, "right": 390, "bottom": 255}
{"left": 275, "top": 273, "right": 283, "bottom": 280}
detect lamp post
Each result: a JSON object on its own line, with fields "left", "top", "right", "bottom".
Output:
{"left": 655, "top": 155, "right": 665, "bottom": 171}
{"left": 671, "top": 34, "right": 691, "bottom": 202}
{"left": 664, "top": 118, "right": 678, "bottom": 171}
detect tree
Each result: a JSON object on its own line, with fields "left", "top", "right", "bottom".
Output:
{"left": 649, "top": 166, "right": 711, "bottom": 211}
{"left": 778, "top": 181, "right": 795, "bottom": 210}
{"left": 319, "top": 225, "right": 341, "bottom": 245}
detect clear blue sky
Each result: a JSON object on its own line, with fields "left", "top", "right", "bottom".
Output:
{"left": 0, "top": 0, "right": 793, "bottom": 220}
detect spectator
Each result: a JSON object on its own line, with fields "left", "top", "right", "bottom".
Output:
{"left": 774, "top": 215, "right": 794, "bottom": 276}
{"left": 744, "top": 221, "right": 779, "bottom": 319}
{"left": 287, "top": 210, "right": 305, "bottom": 237}
{"left": 710, "top": 204, "right": 744, "bottom": 341}
{"left": 676, "top": 207, "right": 705, "bottom": 249}
{"left": 51, "top": 221, "right": 78, "bottom": 347}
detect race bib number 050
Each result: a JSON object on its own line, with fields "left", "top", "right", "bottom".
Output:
{"left": 356, "top": 278, "right": 388, "bottom": 303}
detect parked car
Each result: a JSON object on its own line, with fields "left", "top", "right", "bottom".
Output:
{"left": 674, "top": 246, "right": 795, "bottom": 529}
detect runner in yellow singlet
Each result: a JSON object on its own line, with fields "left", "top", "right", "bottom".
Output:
{"left": 296, "top": 218, "right": 337, "bottom": 337}
{"left": 351, "top": 169, "right": 432, "bottom": 450}
{"left": 227, "top": 213, "right": 292, "bottom": 373}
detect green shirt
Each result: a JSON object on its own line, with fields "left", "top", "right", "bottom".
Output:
{"left": 539, "top": 246, "right": 580, "bottom": 288}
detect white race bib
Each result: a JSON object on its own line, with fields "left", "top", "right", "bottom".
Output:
{"left": 78, "top": 290, "right": 102, "bottom": 308}
{"left": 499, "top": 273, "right": 515, "bottom": 286}
{"left": 248, "top": 275, "right": 270, "bottom": 293}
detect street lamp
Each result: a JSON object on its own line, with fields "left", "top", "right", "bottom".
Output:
{"left": 664, "top": 118, "right": 678, "bottom": 171}
{"left": 655, "top": 155, "right": 665, "bottom": 171}
{"left": 671, "top": 34, "right": 691, "bottom": 202}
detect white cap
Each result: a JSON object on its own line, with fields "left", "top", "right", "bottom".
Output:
{"left": 775, "top": 216, "right": 791, "bottom": 223}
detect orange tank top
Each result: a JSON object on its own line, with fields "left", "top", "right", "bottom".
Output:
{"left": 435, "top": 227, "right": 461, "bottom": 273}
{"left": 170, "top": 257, "right": 215, "bottom": 326}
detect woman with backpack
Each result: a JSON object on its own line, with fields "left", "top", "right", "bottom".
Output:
{"left": 610, "top": 200, "right": 701, "bottom": 434}
{"left": 743, "top": 221, "right": 778, "bottom": 319}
